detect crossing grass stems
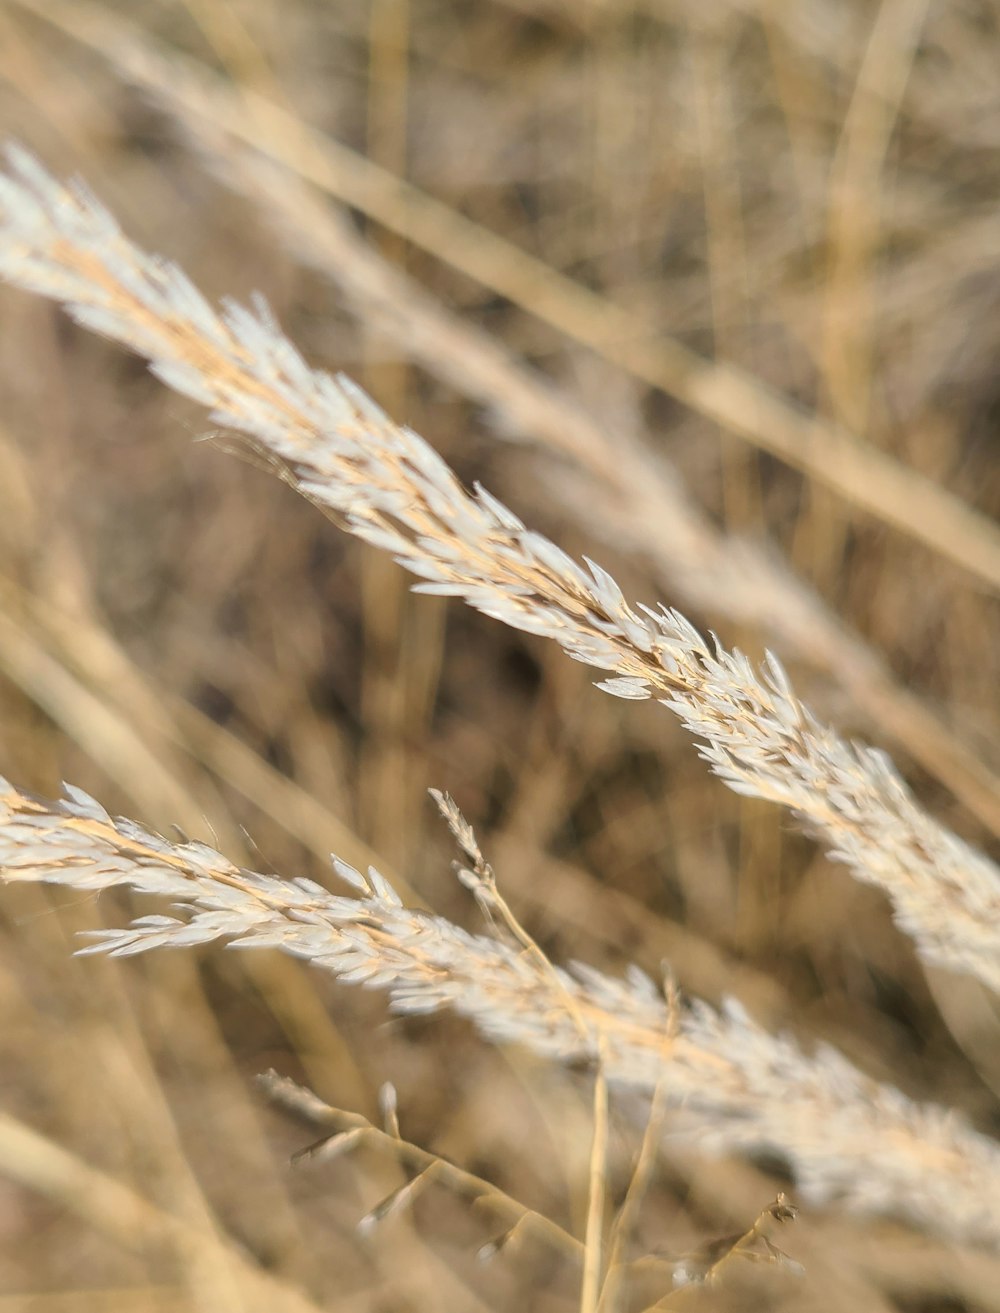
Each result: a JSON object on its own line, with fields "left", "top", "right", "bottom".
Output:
{"left": 2, "top": 147, "right": 1000, "bottom": 1303}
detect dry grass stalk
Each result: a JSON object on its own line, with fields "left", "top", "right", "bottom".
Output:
{"left": 2, "top": 775, "right": 1000, "bottom": 1251}
{"left": 2, "top": 148, "right": 1000, "bottom": 1284}
{"left": 9, "top": 0, "right": 1000, "bottom": 594}
{"left": 257, "top": 1070, "right": 583, "bottom": 1265}
{"left": 657, "top": 1193, "right": 803, "bottom": 1302}
{"left": 0, "top": 147, "right": 997, "bottom": 997}
{"left": 169, "top": 117, "right": 1000, "bottom": 836}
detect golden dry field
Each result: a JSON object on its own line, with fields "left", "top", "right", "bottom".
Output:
{"left": 0, "top": 2, "right": 999, "bottom": 1310}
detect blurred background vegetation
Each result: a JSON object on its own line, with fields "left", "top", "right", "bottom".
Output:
{"left": 0, "top": 1, "right": 998, "bottom": 1309}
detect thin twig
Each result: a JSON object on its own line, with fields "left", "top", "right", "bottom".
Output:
{"left": 582, "top": 1050, "right": 610, "bottom": 1313}
{"left": 259, "top": 1071, "right": 582, "bottom": 1263}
